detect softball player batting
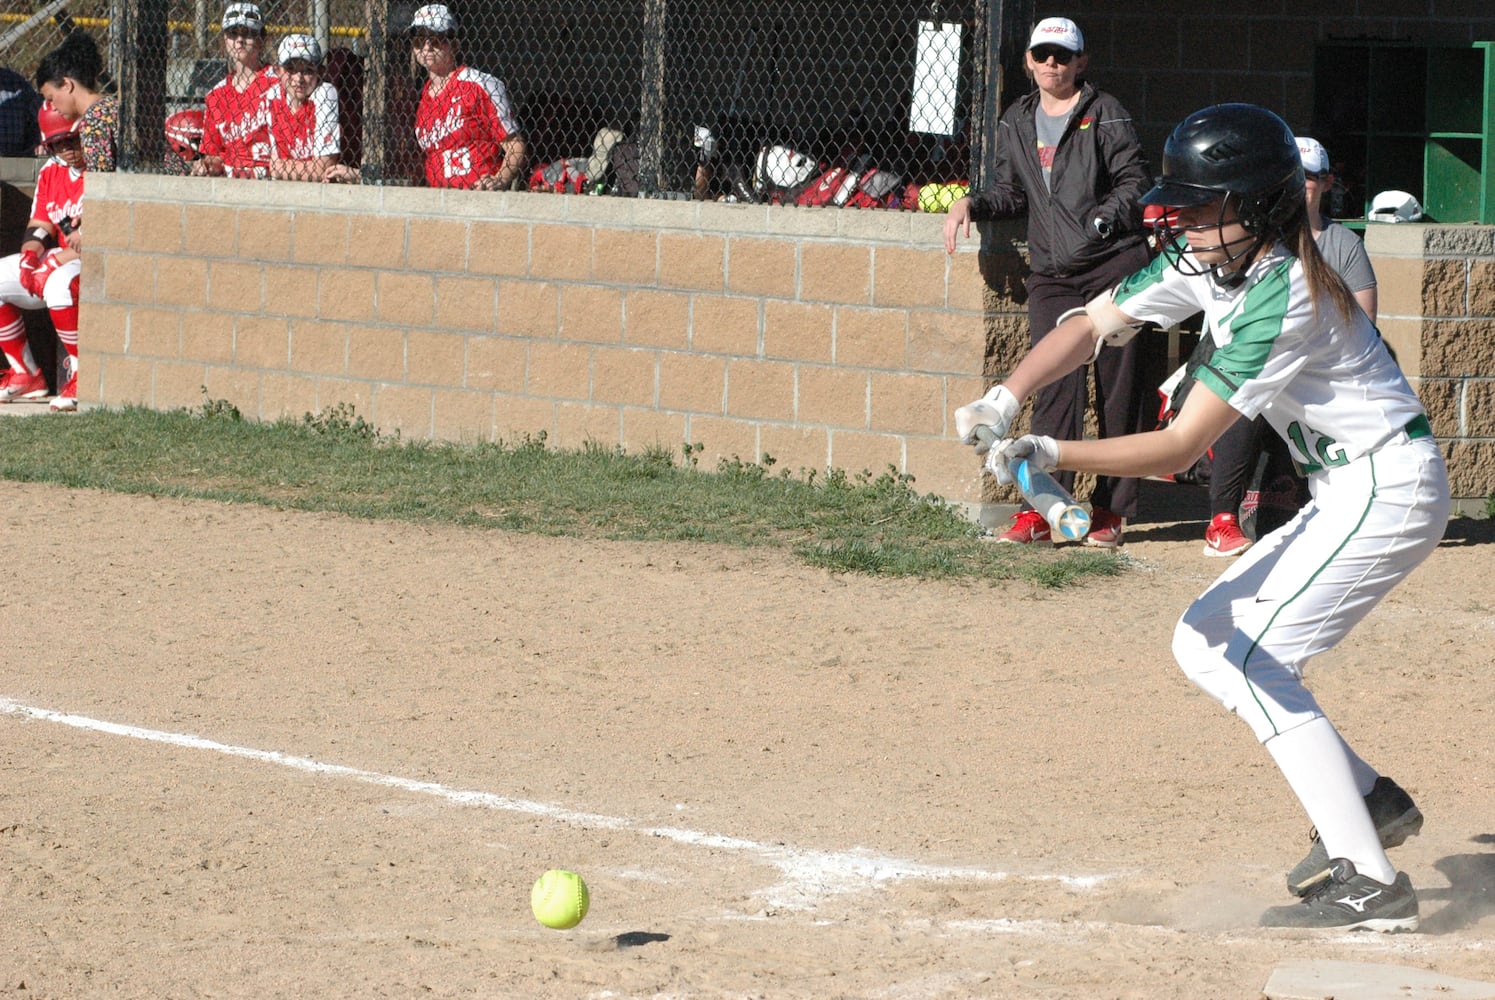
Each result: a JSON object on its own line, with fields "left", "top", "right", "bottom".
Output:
{"left": 956, "top": 103, "right": 1448, "bottom": 932}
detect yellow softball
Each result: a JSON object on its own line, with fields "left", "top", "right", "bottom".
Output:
{"left": 531, "top": 869, "right": 590, "bottom": 930}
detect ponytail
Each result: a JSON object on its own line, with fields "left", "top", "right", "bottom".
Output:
{"left": 1279, "top": 204, "right": 1357, "bottom": 322}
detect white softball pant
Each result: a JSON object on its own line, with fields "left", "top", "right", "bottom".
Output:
{"left": 1172, "top": 436, "right": 1449, "bottom": 742}
{"left": 0, "top": 251, "right": 81, "bottom": 312}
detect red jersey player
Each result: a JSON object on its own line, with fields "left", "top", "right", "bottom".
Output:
{"left": 266, "top": 33, "right": 345, "bottom": 182}
{"left": 194, "top": 2, "right": 277, "bottom": 179}
{"left": 408, "top": 4, "right": 528, "bottom": 190}
{"left": 0, "top": 103, "right": 84, "bottom": 409}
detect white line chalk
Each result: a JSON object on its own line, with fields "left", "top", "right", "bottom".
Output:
{"left": 1, "top": 697, "right": 1114, "bottom": 909}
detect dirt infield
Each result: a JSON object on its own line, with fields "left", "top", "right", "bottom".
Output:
{"left": 3, "top": 482, "right": 1492, "bottom": 999}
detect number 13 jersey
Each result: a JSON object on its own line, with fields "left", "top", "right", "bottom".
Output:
{"left": 414, "top": 66, "right": 521, "bottom": 189}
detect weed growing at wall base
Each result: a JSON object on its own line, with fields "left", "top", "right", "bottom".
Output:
{"left": 0, "top": 399, "right": 1124, "bottom": 587}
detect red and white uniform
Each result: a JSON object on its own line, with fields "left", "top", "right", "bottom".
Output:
{"left": 30, "top": 156, "right": 84, "bottom": 247}
{"left": 0, "top": 155, "right": 85, "bottom": 314}
{"left": 0, "top": 155, "right": 84, "bottom": 389}
{"left": 414, "top": 66, "right": 521, "bottom": 188}
{"left": 268, "top": 81, "right": 342, "bottom": 161}
{"left": 200, "top": 65, "right": 278, "bottom": 178}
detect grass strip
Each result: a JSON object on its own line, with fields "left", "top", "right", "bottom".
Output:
{"left": 0, "top": 399, "right": 1124, "bottom": 587}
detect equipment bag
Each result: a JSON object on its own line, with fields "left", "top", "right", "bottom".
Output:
{"left": 846, "top": 167, "right": 904, "bottom": 209}
{"left": 528, "top": 157, "right": 589, "bottom": 194}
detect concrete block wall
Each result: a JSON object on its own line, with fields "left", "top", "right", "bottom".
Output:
{"left": 82, "top": 172, "right": 1028, "bottom": 509}
{"left": 1370, "top": 225, "right": 1495, "bottom": 504}
{"left": 72, "top": 175, "right": 1495, "bottom": 515}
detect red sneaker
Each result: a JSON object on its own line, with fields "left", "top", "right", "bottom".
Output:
{"left": 994, "top": 508, "right": 1051, "bottom": 545}
{"left": 1204, "top": 512, "right": 1252, "bottom": 557}
{"left": 49, "top": 368, "right": 78, "bottom": 412}
{"left": 0, "top": 367, "right": 48, "bottom": 402}
{"left": 1084, "top": 507, "right": 1124, "bottom": 548}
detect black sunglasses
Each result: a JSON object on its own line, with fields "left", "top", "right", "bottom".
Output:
{"left": 1030, "top": 45, "right": 1077, "bottom": 65}
{"left": 224, "top": 27, "right": 261, "bottom": 40}
{"left": 1306, "top": 170, "right": 1332, "bottom": 181}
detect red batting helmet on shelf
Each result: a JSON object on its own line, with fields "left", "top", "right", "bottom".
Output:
{"left": 165, "top": 108, "right": 206, "bottom": 160}
{"left": 38, "top": 101, "right": 80, "bottom": 145}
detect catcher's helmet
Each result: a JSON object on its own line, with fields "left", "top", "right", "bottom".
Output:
{"left": 38, "top": 101, "right": 79, "bottom": 146}
{"left": 165, "top": 108, "right": 205, "bottom": 160}
{"left": 1141, "top": 104, "right": 1304, "bottom": 280}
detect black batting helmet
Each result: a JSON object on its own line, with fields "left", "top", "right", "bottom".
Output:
{"left": 1141, "top": 104, "right": 1305, "bottom": 281}
{"left": 1141, "top": 103, "right": 1304, "bottom": 237}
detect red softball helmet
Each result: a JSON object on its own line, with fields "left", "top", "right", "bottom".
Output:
{"left": 38, "top": 101, "right": 79, "bottom": 145}
{"left": 165, "top": 108, "right": 205, "bottom": 160}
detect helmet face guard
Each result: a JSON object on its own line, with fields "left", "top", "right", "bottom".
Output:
{"left": 1140, "top": 103, "right": 1305, "bottom": 284}
{"left": 165, "top": 108, "right": 206, "bottom": 160}
{"left": 1147, "top": 194, "right": 1267, "bottom": 280}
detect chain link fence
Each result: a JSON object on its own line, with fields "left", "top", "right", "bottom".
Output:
{"left": 4, "top": 0, "right": 1015, "bottom": 205}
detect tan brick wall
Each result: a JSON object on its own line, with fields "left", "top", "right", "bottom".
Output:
{"left": 1367, "top": 224, "right": 1495, "bottom": 507}
{"left": 77, "top": 174, "right": 1493, "bottom": 524}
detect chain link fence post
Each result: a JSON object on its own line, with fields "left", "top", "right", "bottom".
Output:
{"left": 974, "top": 0, "right": 1031, "bottom": 189}
{"left": 116, "top": 0, "right": 168, "bottom": 173}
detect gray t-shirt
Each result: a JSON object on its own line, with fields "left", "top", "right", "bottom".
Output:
{"left": 1314, "top": 218, "right": 1376, "bottom": 292}
{"left": 1035, "top": 108, "right": 1068, "bottom": 192}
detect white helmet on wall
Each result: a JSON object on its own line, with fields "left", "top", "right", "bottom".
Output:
{"left": 1369, "top": 190, "right": 1424, "bottom": 223}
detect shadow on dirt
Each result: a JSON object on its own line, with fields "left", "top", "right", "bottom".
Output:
{"left": 1418, "top": 848, "right": 1495, "bottom": 934}
{"left": 1440, "top": 517, "right": 1495, "bottom": 547}
{"left": 614, "top": 931, "right": 671, "bottom": 948}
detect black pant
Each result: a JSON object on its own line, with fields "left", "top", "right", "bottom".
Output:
{"left": 1024, "top": 242, "right": 1151, "bottom": 519}
{"left": 1209, "top": 414, "right": 1264, "bottom": 518}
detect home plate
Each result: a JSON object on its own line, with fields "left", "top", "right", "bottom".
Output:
{"left": 1264, "top": 959, "right": 1495, "bottom": 1000}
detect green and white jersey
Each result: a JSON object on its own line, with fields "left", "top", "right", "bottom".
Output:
{"left": 1111, "top": 244, "right": 1425, "bottom": 475}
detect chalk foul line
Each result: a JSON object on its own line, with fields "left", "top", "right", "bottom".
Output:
{"left": 0, "top": 697, "right": 1115, "bottom": 909}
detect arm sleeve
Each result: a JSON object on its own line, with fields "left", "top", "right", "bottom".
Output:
{"left": 310, "top": 83, "right": 342, "bottom": 157}
{"left": 965, "top": 114, "right": 1026, "bottom": 220}
{"left": 81, "top": 99, "right": 119, "bottom": 172}
{"left": 475, "top": 71, "right": 522, "bottom": 140}
{"left": 1091, "top": 101, "right": 1150, "bottom": 232}
{"left": 199, "top": 91, "right": 225, "bottom": 158}
{"left": 1109, "top": 251, "right": 1206, "bottom": 330}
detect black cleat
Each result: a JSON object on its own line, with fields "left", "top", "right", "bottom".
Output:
{"left": 1262, "top": 858, "right": 1419, "bottom": 932}
{"left": 1286, "top": 776, "right": 1423, "bottom": 897}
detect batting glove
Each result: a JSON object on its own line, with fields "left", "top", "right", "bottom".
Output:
{"left": 18, "top": 248, "right": 43, "bottom": 298}
{"left": 953, "top": 384, "right": 1019, "bottom": 454}
{"left": 985, "top": 434, "right": 1060, "bottom": 484}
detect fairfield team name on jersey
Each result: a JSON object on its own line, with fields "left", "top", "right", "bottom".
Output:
{"left": 33, "top": 160, "right": 85, "bottom": 249}
{"left": 214, "top": 104, "right": 271, "bottom": 146}
{"left": 416, "top": 104, "right": 465, "bottom": 150}
{"left": 43, "top": 196, "right": 83, "bottom": 227}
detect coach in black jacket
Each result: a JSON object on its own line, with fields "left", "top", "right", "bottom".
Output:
{"left": 944, "top": 16, "right": 1151, "bottom": 547}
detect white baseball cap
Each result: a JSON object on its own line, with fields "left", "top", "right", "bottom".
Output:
{"left": 1029, "top": 17, "right": 1084, "bottom": 53}
{"left": 410, "top": 4, "right": 456, "bottom": 34}
{"left": 1369, "top": 190, "right": 1424, "bottom": 223}
{"left": 278, "top": 34, "right": 323, "bottom": 66}
{"left": 222, "top": 2, "right": 263, "bottom": 32}
{"left": 1295, "top": 136, "right": 1330, "bottom": 174}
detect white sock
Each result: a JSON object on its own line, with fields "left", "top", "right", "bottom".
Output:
{"left": 1265, "top": 717, "right": 1397, "bottom": 885}
{"left": 1340, "top": 735, "right": 1380, "bottom": 797}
